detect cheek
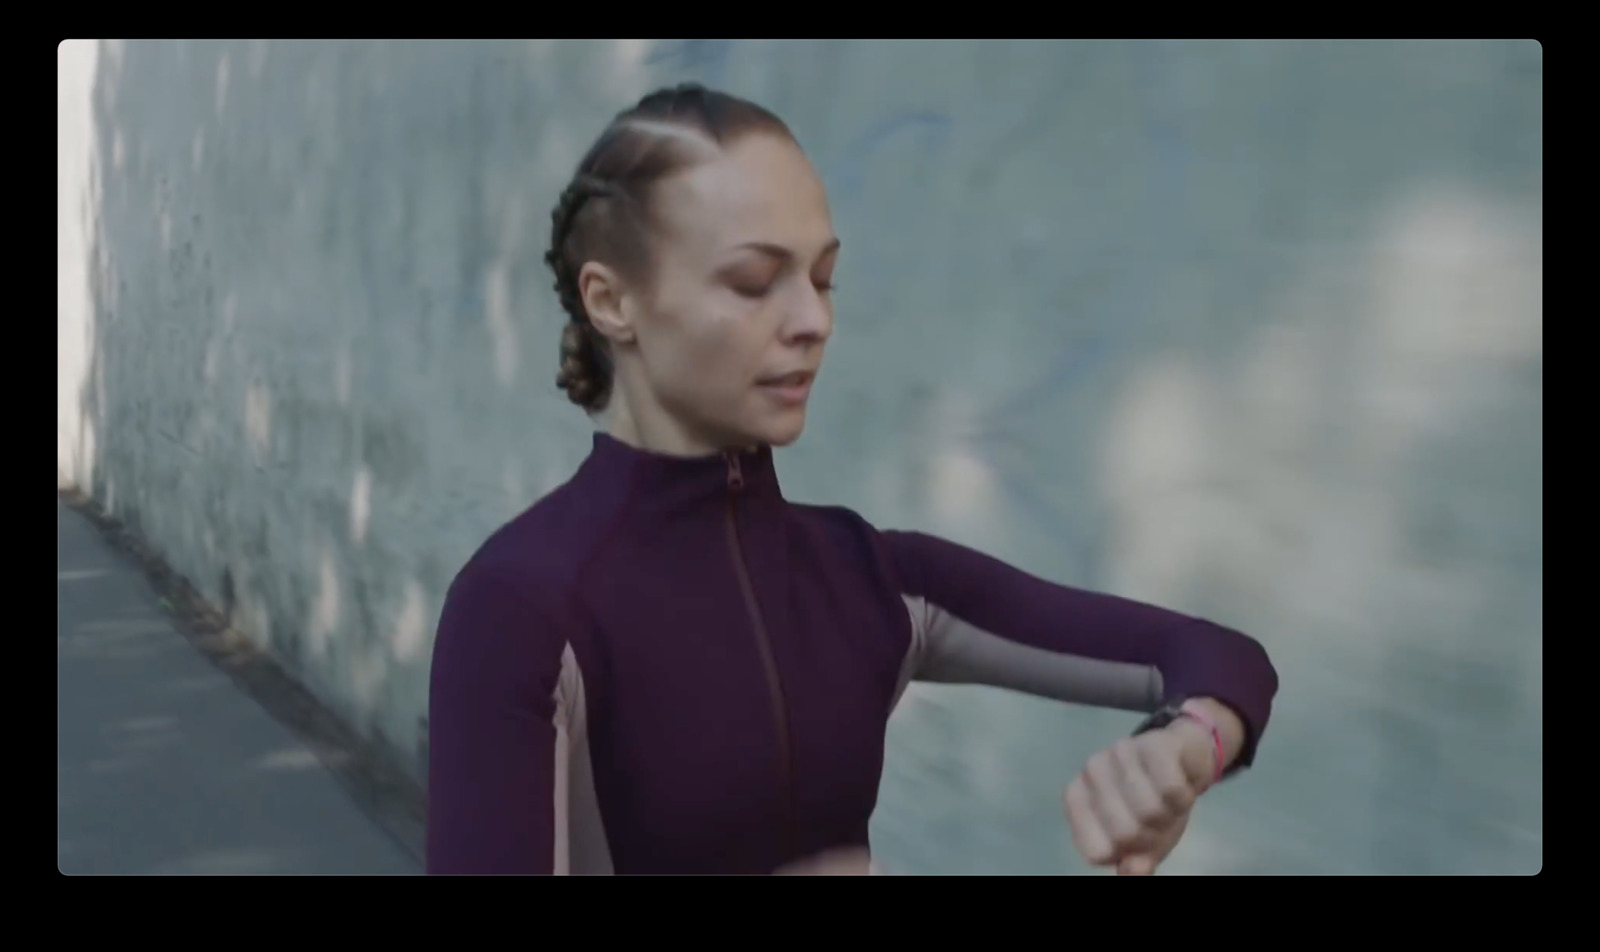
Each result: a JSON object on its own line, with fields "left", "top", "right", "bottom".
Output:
{"left": 694, "top": 314, "right": 770, "bottom": 398}
{"left": 645, "top": 294, "right": 767, "bottom": 397}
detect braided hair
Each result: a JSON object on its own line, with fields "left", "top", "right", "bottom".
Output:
{"left": 544, "top": 83, "right": 792, "bottom": 413}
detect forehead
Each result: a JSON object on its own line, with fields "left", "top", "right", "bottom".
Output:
{"left": 652, "top": 133, "right": 834, "bottom": 255}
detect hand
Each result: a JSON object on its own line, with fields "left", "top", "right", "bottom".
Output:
{"left": 774, "top": 846, "right": 874, "bottom": 875}
{"left": 1062, "top": 719, "right": 1218, "bottom": 875}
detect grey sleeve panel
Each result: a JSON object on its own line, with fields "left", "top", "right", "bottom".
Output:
{"left": 894, "top": 595, "right": 1164, "bottom": 713}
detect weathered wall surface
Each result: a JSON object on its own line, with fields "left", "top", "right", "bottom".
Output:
{"left": 57, "top": 39, "right": 1542, "bottom": 873}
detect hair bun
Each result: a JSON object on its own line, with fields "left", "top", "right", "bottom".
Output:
{"left": 556, "top": 321, "right": 609, "bottom": 411}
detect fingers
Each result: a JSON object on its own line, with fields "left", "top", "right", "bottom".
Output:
{"left": 1063, "top": 775, "right": 1116, "bottom": 866}
{"left": 1113, "top": 739, "right": 1174, "bottom": 830}
{"left": 1066, "top": 735, "right": 1202, "bottom": 872}
{"left": 1086, "top": 743, "right": 1149, "bottom": 851}
{"left": 1137, "top": 734, "right": 1197, "bottom": 816}
{"left": 774, "top": 846, "right": 873, "bottom": 875}
{"left": 1066, "top": 742, "right": 1158, "bottom": 867}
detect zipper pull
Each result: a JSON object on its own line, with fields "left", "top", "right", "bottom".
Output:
{"left": 725, "top": 451, "right": 744, "bottom": 491}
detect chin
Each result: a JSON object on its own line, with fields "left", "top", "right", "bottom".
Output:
{"left": 755, "top": 411, "right": 808, "bottom": 448}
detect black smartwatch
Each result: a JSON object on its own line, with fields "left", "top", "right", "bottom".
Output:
{"left": 1132, "top": 700, "right": 1190, "bottom": 736}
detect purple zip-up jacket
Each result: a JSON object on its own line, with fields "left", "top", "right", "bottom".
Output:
{"left": 425, "top": 433, "right": 1278, "bottom": 874}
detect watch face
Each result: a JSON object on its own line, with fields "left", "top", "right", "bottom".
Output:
{"left": 1136, "top": 705, "right": 1181, "bottom": 734}
{"left": 1141, "top": 701, "right": 1190, "bottom": 731}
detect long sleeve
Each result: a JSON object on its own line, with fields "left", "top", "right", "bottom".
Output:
{"left": 883, "top": 530, "right": 1278, "bottom": 770}
{"left": 425, "top": 565, "right": 570, "bottom": 873}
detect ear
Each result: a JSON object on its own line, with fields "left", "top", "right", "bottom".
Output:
{"left": 578, "top": 261, "right": 636, "bottom": 345}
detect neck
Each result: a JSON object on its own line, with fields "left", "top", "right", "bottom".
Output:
{"left": 607, "top": 387, "right": 754, "bottom": 458}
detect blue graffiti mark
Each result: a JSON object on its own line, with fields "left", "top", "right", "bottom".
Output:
{"left": 644, "top": 39, "right": 733, "bottom": 87}
{"left": 1139, "top": 40, "right": 1192, "bottom": 257}
{"left": 826, "top": 111, "right": 952, "bottom": 198}
{"left": 973, "top": 43, "right": 1196, "bottom": 434}
{"left": 455, "top": 283, "right": 484, "bottom": 327}
{"left": 970, "top": 255, "right": 1148, "bottom": 435}
{"left": 963, "top": 45, "right": 1203, "bottom": 567}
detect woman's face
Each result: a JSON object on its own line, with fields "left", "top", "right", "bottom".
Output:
{"left": 620, "top": 131, "right": 838, "bottom": 452}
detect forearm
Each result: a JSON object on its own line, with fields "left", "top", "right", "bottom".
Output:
{"left": 885, "top": 530, "right": 1278, "bottom": 767}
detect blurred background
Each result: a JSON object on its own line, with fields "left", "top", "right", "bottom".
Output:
{"left": 57, "top": 39, "right": 1541, "bottom": 874}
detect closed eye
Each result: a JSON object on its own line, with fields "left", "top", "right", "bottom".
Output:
{"left": 732, "top": 280, "right": 834, "bottom": 299}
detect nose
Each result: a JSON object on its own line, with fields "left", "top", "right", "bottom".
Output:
{"left": 781, "top": 281, "right": 833, "bottom": 345}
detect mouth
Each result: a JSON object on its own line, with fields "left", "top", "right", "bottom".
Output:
{"left": 757, "top": 370, "right": 816, "bottom": 404}
{"left": 759, "top": 370, "right": 814, "bottom": 387}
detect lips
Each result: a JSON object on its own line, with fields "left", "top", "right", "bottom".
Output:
{"left": 757, "top": 370, "right": 816, "bottom": 406}
{"left": 759, "top": 371, "right": 814, "bottom": 387}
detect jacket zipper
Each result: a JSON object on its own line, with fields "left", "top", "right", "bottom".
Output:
{"left": 724, "top": 451, "right": 796, "bottom": 861}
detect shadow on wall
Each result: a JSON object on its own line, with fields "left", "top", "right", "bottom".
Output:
{"left": 65, "top": 39, "right": 674, "bottom": 785}
{"left": 61, "top": 37, "right": 961, "bottom": 790}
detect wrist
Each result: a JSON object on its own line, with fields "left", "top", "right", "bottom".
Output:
{"left": 1175, "top": 698, "right": 1245, "bottom": 772}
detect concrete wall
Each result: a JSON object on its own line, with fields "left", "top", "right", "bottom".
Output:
{"left": 57, "top": 39, "right": 1542, "bottom": 874}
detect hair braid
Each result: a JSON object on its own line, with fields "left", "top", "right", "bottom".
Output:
{"left": 542, "top": 83, "right": 793, "bottom": 415}
{"left": 546, "top": 176, "right": 617, "bottom": 411}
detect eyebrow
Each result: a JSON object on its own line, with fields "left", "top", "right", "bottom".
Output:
{"left": 734, "top": 237, "right": 842, "bottom": 261}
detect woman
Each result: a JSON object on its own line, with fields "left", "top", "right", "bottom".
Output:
{"left": 426, "top": 83, "right": 1279, "bottom": 875}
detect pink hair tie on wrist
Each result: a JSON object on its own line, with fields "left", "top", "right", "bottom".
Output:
{"left": 1177, "top": 701, "right": 1225, "bottom": 784}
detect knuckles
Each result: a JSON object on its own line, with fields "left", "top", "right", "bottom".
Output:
{"left": 1086, "top": 846, "right": 1116, "bottom": 865}
{"left": 1063, "top": 777, "right": 1089, "bottom": 812}
{"left": 1161, "top": 781, "right": 1195, "bottom": 814}
{"left": 1067, "top": 735, "right": 1202, "bottom": 865}
{"left": 1132, "top": 799, "right": 1169, "bottom": 827}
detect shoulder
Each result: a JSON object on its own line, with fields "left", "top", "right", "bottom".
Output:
{"left": 454, "top": 468, "right": 626, "bottom": 604}
{"left": 784, "top": 502, "right": 944, "bottom": 557}
{"left": 784, "top": 503, "right": 1003, "bottom": 597}
{"left": 434, "top": 473, "right": 623, "bottom": 667}
{"left": 783, "top": 501, "right": 912, "bottom": 585}
{"left": 786, "top": 500, "right": 883, "bottom": 549}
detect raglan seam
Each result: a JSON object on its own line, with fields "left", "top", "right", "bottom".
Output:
{"left": 551, "top": 640, "right": 573, "bottom": 875}
{"left": 868, "top": 524, "right": 930, "bottom": 705}
{"left": 570, "top": 459, "right": 645, "bottom": 599}
{"left": 549, "top": 463, "right": 640, "bottom": 876}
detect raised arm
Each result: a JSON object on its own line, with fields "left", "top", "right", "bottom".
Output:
{"left": 425, "top": 566, "right": 571, "bottom": 873}
{"left": 883, "top": 530, "right": 1278, "bottom": 773}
